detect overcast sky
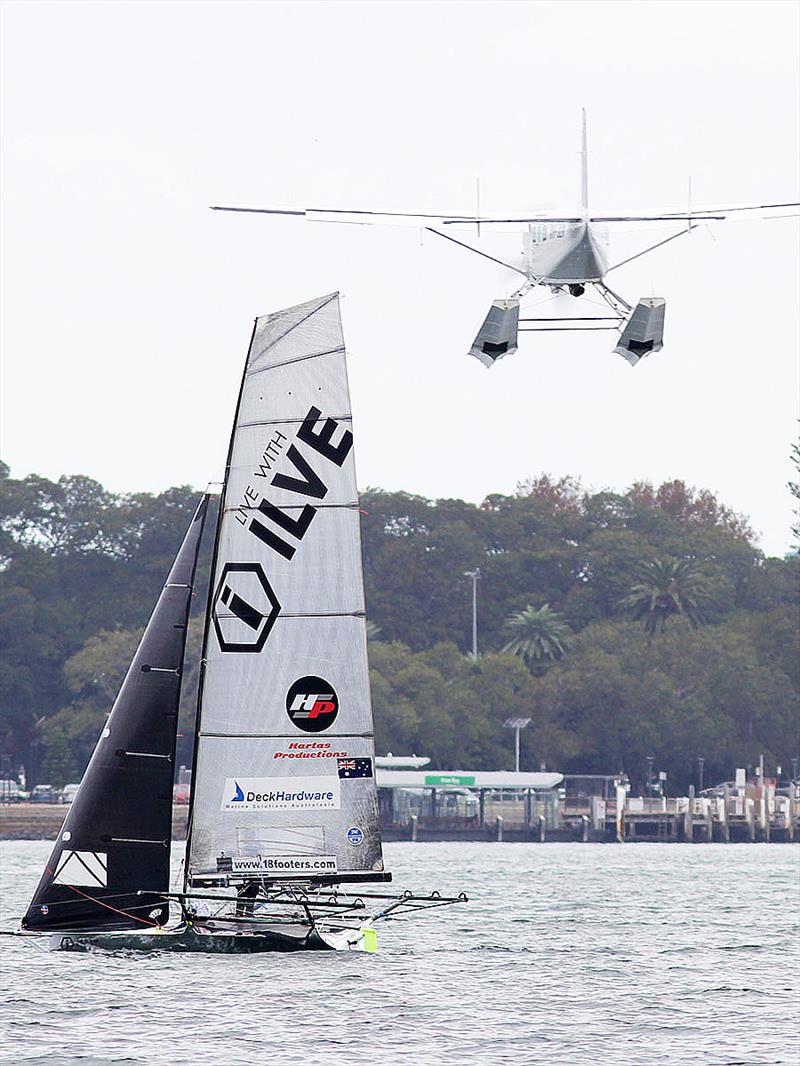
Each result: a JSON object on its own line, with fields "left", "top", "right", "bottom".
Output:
{"left": 2, "top": 0, "right": 798, "bottom": 556}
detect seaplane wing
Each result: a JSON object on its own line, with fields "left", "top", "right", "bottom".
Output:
{"left": 209, "top": 205, "right": 592, "bottom": 227}
{"left": 210, "top": 200, "right": 798, "bottom": 227}
{"left": 587, "top": 201, "right": 800, "bottom": 224}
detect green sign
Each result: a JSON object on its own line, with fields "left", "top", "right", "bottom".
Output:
{"left": 424, "top": 774, "right": 476, "bottom": 786}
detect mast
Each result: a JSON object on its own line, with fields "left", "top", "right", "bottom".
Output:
{"left": 22, "top": 496, "right": 210, "bottom": 932}
{"left": 581, "top": 108, "right": 589, "bottom": 220}
{"left": 185, "top": 294, "right": 386, "bottom": 890}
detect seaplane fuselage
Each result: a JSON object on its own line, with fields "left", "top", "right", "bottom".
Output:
{"left": 523, "top": 220, "right": 609, "bottom": 288}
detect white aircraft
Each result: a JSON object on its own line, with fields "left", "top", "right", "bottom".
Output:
{"left": 211, "top": 113, "right": 798, "bottom": 368}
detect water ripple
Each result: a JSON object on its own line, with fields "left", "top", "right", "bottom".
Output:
{"left": 1, "top": 840, "right": 798, "bottom": 1066}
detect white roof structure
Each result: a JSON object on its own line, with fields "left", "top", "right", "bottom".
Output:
{"left": 375, "top": 769, "right": 563, "bottom": 790}
{"left": 374, "top": 755, "right": 431, "bottom": 770}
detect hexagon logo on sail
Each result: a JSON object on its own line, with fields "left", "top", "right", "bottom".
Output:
{"left": 212, "top": 562, "right": 281, "bottom": 653}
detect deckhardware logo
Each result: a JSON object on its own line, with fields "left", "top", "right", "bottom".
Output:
{"left": 220, "top": 776, "right": 340, "bottom": 811}
{"left": 286, "top": 676, "right": 339, "bottom": 733}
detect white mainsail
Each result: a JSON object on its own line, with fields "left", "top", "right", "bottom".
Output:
{"left": 186, "top": 294, "right": 384, "bottom": 885}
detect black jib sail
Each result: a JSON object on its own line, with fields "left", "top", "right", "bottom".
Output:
{"left": 21, "top": 496, "right": 209, "bottom": 933}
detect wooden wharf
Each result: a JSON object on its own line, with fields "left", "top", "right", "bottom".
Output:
{"left": 379, "top": 787, "right": 800, "bottom": 843}
{"left": 2, "top": 789, "right": 798, "bottom": 843}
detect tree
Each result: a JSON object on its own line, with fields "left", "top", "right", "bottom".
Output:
{"left": 502, "top": 604, "right": 572, "bottom": 671}
{"left": 38, "top": 628, "right": 145, "bottom": 780}
{"left": 64, "top": 628, "right": 144, "bottom": 704}
{"left": 0, "top": 579, "right": 70, "bottom": 783}
{"left": 39, "top": 723, "right": 79, "bottom": 787}
{"left": 3, "top": 463, "right": 795, "bottom": 788}
{"left": 532, "top": 617, "right": 799, "bottom": 791}
{"left": 619, "top": 558, "right": 710, "bottom": 635}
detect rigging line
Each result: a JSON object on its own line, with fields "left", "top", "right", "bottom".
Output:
{"left": 519, "top": 291, "right": 568, "bottom": 310}
{"left": 606, "top": 225, "right": 696, "bottom": 273}
{"left": 248, "top": 294, "right": 338, "bottom": 369}
{"left": 172, "top": 858, "right": 185, "bottom": 890}
{"left": 43, "top": 864, "right": 160, "bottom": 927}
{"left": 574, "top": 293, "right": 618, "bottom": 312}
{"left": 424, "top": 228, "right": 530, "bottom": 278}
{"left": 20, "top": 888, "right": 162, "bottom": 911}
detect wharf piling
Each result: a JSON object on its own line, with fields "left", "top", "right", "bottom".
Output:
{"left": 3, "top": 784, "right": 799, "bottom": 844}
{"left": 377, "top": 779, "right": 800, "bottom": 844}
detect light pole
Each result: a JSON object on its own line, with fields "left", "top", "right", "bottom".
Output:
{"left": 464, "top": 569, "right": 481, "bottom": 658}
{"left": 697, "top": 756, "right": 705, "bottom": 794}
{"left": 646, "top": 755, "right": 654, "bottom": 797}
{"left": 504, "top": 717, "right": 531, "bottom": 772}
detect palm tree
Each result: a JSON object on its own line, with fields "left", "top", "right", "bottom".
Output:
{"left": 502, "top": 604, "right": 572, "bottom": 670}
{"left": 620, "top": 557, "right": 710, "bottom": 635}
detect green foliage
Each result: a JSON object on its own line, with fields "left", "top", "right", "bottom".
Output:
{"left": 619, "top": 557, "right": 711, "bottom": 634}
{"left": 1, "top": 463, "right": 797, "bottom": 792}
{"left": 38, "top": 628, "right": 143, "bottom": 783}
{"left": 0, "top": 466, "right": 210, "bottom": 782}
{"left": 502, "top": 603, "right": 572, "bottom": 671}
{"left": 39, "top": 724, "right": 78, "bottom": 788}
{"left": 533, "top": 618, "right": 799, "bottom": 789}
{"left": 369, "top": 641, "right": 540, "bottom": 771}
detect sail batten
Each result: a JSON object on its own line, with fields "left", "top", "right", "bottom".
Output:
{"left": 186, "top": 294, "right": 384, "bottom": 886}
{"left": 246, "top": 346, "right": 347, "bottom": 376}
{"left": 199, "top": 732, "right": 375, "bottom": 739}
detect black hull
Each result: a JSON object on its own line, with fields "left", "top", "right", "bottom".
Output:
{"left": 50, "top": 923, "right": 334, "bottom": 954}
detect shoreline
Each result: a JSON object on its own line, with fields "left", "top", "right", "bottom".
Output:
{"left": 0, "top": 803, "right": 189, "bottom": 841}
{"left": 2, "top": 802, "right": 798, "bottom": 844}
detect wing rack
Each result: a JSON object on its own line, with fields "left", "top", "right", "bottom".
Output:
{"left": 153, "top": 886, "right": 468, "bottom": 926}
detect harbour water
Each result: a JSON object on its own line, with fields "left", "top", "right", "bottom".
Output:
{"left": 1, "top": 840, "right": 798, "bottom": 1066}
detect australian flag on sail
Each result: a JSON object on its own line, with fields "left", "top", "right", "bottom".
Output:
{"left": 337, "top": 757, "right": 373, "bottom": 779}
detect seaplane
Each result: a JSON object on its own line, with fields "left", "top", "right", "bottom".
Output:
{"left": 210, "top": 113, "right": 798, "bottom": 368}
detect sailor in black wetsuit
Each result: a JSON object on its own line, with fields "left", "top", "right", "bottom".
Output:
{"left": 235, "top": 880, "right": 259, "bottom": 917}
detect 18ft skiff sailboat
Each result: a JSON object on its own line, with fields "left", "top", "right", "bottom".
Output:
{"left": 19, "top": 294, "right": 465, "bottom": 952}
